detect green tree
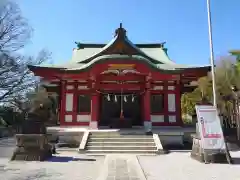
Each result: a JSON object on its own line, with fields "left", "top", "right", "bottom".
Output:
{"left": 181, "top": 76, "right": 212, "bottom": 116}
{"left": 181, "top": 56, "right": 239, "bottom": 118}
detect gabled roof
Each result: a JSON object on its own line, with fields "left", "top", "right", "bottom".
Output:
{"left": 71, "top": 23, "right": 172, "bottom": 65}
{"left": 28, "top": 24, "right": 211, "bottom": 74}
{"left": 71, "top": 44, "right": 173, "bottom": 65}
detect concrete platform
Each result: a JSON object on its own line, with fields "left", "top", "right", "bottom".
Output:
{"left": 47, "top": 126, "right": 195, "bottom": 149}
{"left": 47, "top": 126, "right": 195, "bottom": 134}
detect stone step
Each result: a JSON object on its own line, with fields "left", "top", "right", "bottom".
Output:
{"left": 89, "top": 132, "right": 148, "bottom": 136}
{"left": 86, "top": 145, "right": 157, "bottom": 150}
{"left": 56, "top": 148, "right": 78, "bottom": 152}
{"left": 89, "top": 134, "right": 152, "bottom": 138}
{"left": 89, "top": 131, "right": 139, "bottom": 134}
{"left": 83, "top": 131, "right": 158, "bottom": 154}
{"left": 88, "top": 137, "right": 154, "bottom": 142}
{"left": 87, "top": 142, "right": 156, "bottom": 146}
{"left": 85, "top": 149, "right": 158, "bottom": 154}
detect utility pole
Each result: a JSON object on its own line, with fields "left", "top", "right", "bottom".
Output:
{"left": 207, "top": 0, "right": 217, "bottom": 107}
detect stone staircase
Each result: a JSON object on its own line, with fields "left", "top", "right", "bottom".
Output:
{"left": 83, "top": 131, "right": 163, "bottom": 154}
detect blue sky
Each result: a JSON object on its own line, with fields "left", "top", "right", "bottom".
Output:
{"left": 17, "top": 0, "right": 239, "bottom": 65}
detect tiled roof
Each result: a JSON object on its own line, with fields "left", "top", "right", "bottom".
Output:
{"left": 28, "top": 24, "right": 210, "bottom": 73}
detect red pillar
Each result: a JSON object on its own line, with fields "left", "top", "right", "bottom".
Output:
{"left": 60, "top": 80, "right": 66, "bottom": 126}
{"left": 143, "top": 89, "right": 152, "bottom": 131}
{"left": 163, "top": 81, "right": 169, "bottom": 123}
{"left": 90, "top": 93, "right": 99, "bottom": 129}
{"left": 72, "top": 82, "right": 78, "bottom": 123}
{"left": 175, "top": 81, "right": 183, "bottom": 126}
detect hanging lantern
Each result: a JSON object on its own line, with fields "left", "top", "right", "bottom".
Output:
{"left": 107, "top": 94, "right": 110, "bottom": 101}
{"left": 124, "top": 95, "right": 127, "bottom": 102}
{"left": 114, "top": 95, "right": 117, "bottom": 102}
{"left": 132, "top": 95, "right": 135, "bottom": 102}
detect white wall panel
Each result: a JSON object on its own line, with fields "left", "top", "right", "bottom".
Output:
{"left": 65, "top": 115, "right": 72, "bottom": 122}
{"left": 153, "top": 86, "right": 163, "bottom": 90}
{"left": 151, "top": 115, "right": 164, "bottom": 122}
{"left": 77, "top": 115, "right": 91, "bottom": 122}
{"left": 78, "top": 86, "right": 88, "bottom": 90}
{"left": 65, "top": 93, "right": 73, "bottom": 111}
{"left": 169, "top": 115, "right": 176, "bottom": 123}
{"left": 168, "top": 86, "right": 175, "bottom": 90}
{"left": 168, "top": 94, "right": 176, "bottom": 112}
{"left": 66, "top": 85, "right": 74, "bottom": 90}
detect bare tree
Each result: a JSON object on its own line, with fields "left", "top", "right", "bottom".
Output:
{"left": 0, "top": 1, "right": 51, "bottom": 104}
{"left": 0, "top": 0, "right": 31, "bottom": 52}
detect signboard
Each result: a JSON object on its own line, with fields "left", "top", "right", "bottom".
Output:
{"left": 195, "top": 105, "right": 226, "bottom": 150}
{"left": 108, "top": 64, "right": 135, "bottom": 70}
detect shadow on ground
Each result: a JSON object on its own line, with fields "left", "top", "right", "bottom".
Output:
{"left": 47, "top": 156, "right": 96, "bottom": 162}
{"left": 163, "top": 142, "right": 240, "bottom": 165}
{"left": 231, "top": 158, "right": 240, "bottom": 164}
{"left": 163, "top": 142, "right": 192, "bottom": 153}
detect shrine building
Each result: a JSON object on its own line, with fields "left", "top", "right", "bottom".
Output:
{"left": 28, "top": 24, "right": 210, "bottom": 130}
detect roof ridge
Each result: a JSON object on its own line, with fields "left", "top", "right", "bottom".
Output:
{"left": 75, "top": 42, "right": 166, "bottom": 49}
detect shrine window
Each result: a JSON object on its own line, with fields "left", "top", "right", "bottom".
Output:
{"left": 77, "top": 95, "right": 91, "bottom": 113}
{"left": 150, "top": 94, "right": 164, "bottom": 113}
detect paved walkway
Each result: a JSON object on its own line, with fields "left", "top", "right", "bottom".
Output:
{"left": 0, "top": 138, "right": 146, "bottom": 180}
{"left": 139, "top": 151, "right": 240, "bottom": 180}
{"left": 2, "top": 137, "right": 240, "bottom": 180}
{"left": 0, "top": 138, "right": 104, "bottom": 180}
{"left": 0, "top": 138, "right": 15, "bottom": 158}
{"left": 97, "top": 154, "right": 146, "bottom": 180}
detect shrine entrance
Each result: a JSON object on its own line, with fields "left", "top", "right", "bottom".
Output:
{"left": 99, "top": 93, "right": 142, "bottom": 127}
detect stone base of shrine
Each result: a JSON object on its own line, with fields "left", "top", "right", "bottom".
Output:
{"left": 191, "top": 136, "right": 228, "bottom": 163}
{"left": 46, "top": 126, "right": 191, "bottom": 147}
{"left": 11, "top": 134, "right": 53, "bottom": 161}
{"left": 11, "top": 147, "right": 53, "bottom": 161}
{"left": 89, "top": 121, "right": 98, "bottom": 129}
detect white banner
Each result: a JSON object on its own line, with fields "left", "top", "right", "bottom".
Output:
{"left": 195, "top": 105, "right": 226, "bottom": 150}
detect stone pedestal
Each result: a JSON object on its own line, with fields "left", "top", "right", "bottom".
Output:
{"left": 11, "top": 112, "right": 53, "bottom": 161}
{"left": 191, "top": 135, "right": 228, "bottom": 163}
{"left": 89, "top": 121, "right": 98, "bottom": 129}
{"left": 11, "top": 134, "right": 52, "bottom": 161}
{"left": 144, "top": 121, "right": 152, "bottom": 132}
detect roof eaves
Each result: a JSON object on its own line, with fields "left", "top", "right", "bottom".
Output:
{"left": 28, "top": 64, "right": 66, "bottom": 71}
{"left": 77, "top": 43, "right": 165, "bottom": 49}
{"left": 179, "top": 65, "right": 211, "bottom": 71}
{"left": 64, "top": 54, "right": 181, "bottom": 74}
{"left": 78, "top": 36, "right": 118, "bottom": 64}
{"left": 155, "top": 64, "right": 211, "bottom": 71}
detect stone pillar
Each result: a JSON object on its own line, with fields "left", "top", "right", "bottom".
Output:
{"left": 89, "top": 93, "right": 99, "bottom": 129}
{"left": 143, "top": 89, "right": 152, "bottom": 132}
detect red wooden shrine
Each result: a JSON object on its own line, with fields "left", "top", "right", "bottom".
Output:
{"left": 28, "top": 24, "right": 210, "bottom": 130}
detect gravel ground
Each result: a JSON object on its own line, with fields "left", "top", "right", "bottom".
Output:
{"left": 0, "top": 138, "right": 104, "bottom": 180}
{"left": 138, "top": 151, "right": 240, "bottom": 180}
